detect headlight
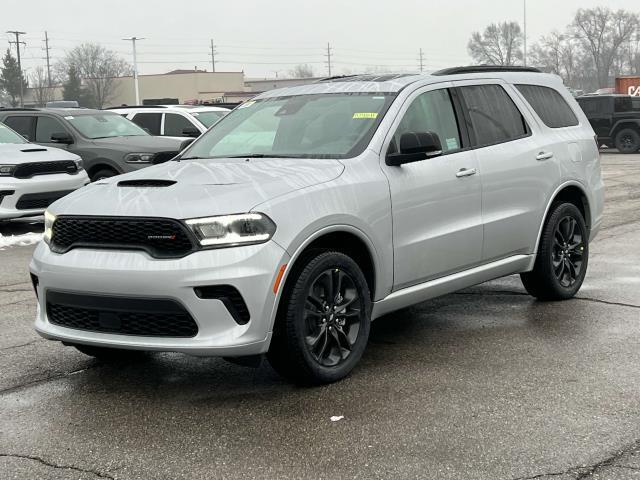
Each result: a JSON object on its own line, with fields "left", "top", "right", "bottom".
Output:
{"left": 185, "top": 213, "right": 276, "bottom": 248}
{"left": 124, "top": 153, "right": 155, "bottom": 164}
{"left": 74, "top": 159, "right": 84, "bottom": 171}
{"left": 0, "top": 165, "right": 16, "bottom": 176}
{"left": 43, "top": 210, "right": 56, "bottom": 245}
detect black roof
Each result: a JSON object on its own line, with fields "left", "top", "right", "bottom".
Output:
{"left": 432, "top": 66, "right": 542, "bottom": 76}
{"left": 0, "top": 107, "right": 112, "bottom": 116}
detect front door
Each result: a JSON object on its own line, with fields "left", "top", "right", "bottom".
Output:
{"left": 382, "top": 86, "right": 483, "bottom": 291}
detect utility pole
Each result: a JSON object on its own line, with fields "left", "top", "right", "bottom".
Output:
{"left": 123, "top": 37, "right": 144, "bottom": 105}
{"left": 523, "top": 0, "right": 527, "bottom": 66}
{"left": 418, "top": 48, "right": 425, "bottom": 72}
{"left": 325, "top": 42, "right": 332, "bottom": 77}
{"left": 7, "top": 30, "right": 26, "bottom": 107}
{"left": 209, "top": 39, "right": 216, "bottom": 72}
{"left": 43, "top": 31, "right": 52, "bottom": 87}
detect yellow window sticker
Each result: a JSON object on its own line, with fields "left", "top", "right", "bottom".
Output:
{"left": 353, "top": 112, "right": 378, "bottom": 119}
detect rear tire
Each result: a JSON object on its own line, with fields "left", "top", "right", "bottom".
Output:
{"left": 267, "top": 250, "right": 371, "bottom": 384}
{"left": 521, "top": 203, "right": 589, "bottom": 300}
{"left": 72, "top": 344, "right": 146, "bottom": 361}
{"left": 614, "top": 128, "right": 640, "bottom": 154}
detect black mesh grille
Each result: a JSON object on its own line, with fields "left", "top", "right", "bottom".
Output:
{"left": 152, "top": 151, "right": 179, "bottom": 164}
{"left": 13, "top": 160, "right": 78, "bottom": 179}
{"left": 46, "top": 291, "right": 198, "bottom": 337}
{"left": 15, "top": 190, "right": 74, "bottom": 210}
{"left": 194, "top": 285, "right": 250, "bottom": 325}
{"left": 50, "top": 216, "right": 196, "bottom": 258}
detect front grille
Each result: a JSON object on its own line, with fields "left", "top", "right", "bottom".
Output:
{"left": 46, "top": 290, "right": 198, "bottom": 337}
{"left": 15, "top": 190, "right": 74, "bottom": 210}
{"left": 152, "top": 151, "right": 179, "bottom": 164}
{"left": 194, "top": 285, "right": 251, "bottom": 325}
{"left": 50, "top": 216, "right": 196, "bottom": 258}
{"left": 13, "top": 160, "right": 78, "bottom": 179}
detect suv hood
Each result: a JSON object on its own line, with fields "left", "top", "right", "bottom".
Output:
{"left": 0, "top": 143, "right": 80, "bottom": 164}
{"left": 49, "top": 157, "right": 345, "bottom": 218}
{"left": 91, "top": 135, "right": 191, "bottom": 152}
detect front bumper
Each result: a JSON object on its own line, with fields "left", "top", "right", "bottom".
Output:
{"left": 0, "top": 172, "right": 89, "bottom": 219}
{"left": 30, "top": 240, "right": 290, "bottom": 356}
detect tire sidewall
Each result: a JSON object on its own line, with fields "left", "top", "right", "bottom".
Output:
{"left": 541, "top": 203, "right": 589, "bottom": 298}
{"left": 287, "top": 252, "right": 371, "bottom": 383}
{"left": 615, "top": 128, "right": 640, "bottom": 153}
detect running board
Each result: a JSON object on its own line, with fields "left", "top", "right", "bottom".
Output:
{"left": 372, "top": 255, "right": 533, "bottom": 319}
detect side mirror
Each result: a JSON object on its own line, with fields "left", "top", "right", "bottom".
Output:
{"left": 182, "top": 127, "right": 201, "bottom": 138}
{"left": 50, "top": 132, "right": 74, "bottom": 145}
{"left": 386, "top": 131, "right": 443, "bottom": 166}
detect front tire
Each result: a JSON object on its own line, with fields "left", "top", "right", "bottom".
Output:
{"left": 614, "top": 128, "right": 640, "bottom": 154}
{"left": 521, "top": 203, "right": 589, "bottom": 300}
{"left": 267, "top": 251, "right": 371, "bottom": 384}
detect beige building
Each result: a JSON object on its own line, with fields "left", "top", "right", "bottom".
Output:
{"left": 24, "top": 70, "right": 255, "bottom": 108}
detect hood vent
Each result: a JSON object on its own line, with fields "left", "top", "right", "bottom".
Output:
{"left": 118, "top": 179, "right": 177, "bottom": 188}
{"left": 20, "top": 148, "right": 47, "bottom": 152}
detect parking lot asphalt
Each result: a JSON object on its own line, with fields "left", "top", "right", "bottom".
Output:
{"left": 1, "top": 152, "right": 639, "bottom": 480}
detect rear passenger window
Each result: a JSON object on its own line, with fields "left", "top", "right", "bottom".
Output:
{"left": 516, "top": 84, "right": 578, "bottom": 128}
{"left": 394, "top": 88, "right": 462, "bottom": 153}
{"left": 131, "top": 113, "right": 161, "bottom": 135}
{"left": 459, "top": 84, "right": 529, "bottom": 146}
{"left": 3, "top": 116, "right": 35, "bottom": 141}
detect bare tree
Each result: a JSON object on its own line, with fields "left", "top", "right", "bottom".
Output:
{"left": 30, "top": 66, "right": 56, "bottom": 106}
{"left": 468, "top": 22, "right": 523, "bottom": 66}
{"left": 572, "top": 7, "right": 639, "bottom": 88}
{"left": 530, "top": 31, "right": 580, "bottom": 86}
{"left": 288, "top": 64, "right": 315, "bottom": 78}
{"left": 59, "top": 43, "right": 131, "bottom": 108}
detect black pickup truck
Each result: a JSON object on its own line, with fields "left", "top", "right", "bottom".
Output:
{"left": 577, "top": 94, "right": 640, "bottom": 153}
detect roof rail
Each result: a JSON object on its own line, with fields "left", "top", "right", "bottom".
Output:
{"left": 105, "top": 105, "right": 168, "bottom": 109}
{"left": 432, "top": 65, "right": 542, "bottom": 76}
{"left": 316, "top": 75, "right": 361, "bottom": 83}
{"left": 0, "top": 107, "right": 40, "bottom": 111}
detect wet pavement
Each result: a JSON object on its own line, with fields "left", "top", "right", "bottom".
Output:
{"left": 1, "top": 153, "right": 639, "bottom": 479}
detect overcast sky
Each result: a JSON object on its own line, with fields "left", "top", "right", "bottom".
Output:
{"left": 3, "top": 0, "right": 639, "bottom": 79}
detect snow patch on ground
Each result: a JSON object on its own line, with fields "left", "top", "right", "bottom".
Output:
{"left": 0, "top": 232, "right": 43, "bottom": 250}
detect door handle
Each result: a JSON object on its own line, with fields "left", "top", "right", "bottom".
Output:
{"left": 456, "top": 167, "right": 477, "bottom": 178}
{"left": 536, "top": 151, "right": 554, "bottom": 161}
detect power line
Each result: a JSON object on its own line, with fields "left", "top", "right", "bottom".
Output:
{"left": 7, "top": 30, "right": 26, "bottom": 107}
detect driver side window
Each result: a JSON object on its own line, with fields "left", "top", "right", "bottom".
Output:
{"left": 394, "top": 88, "right": 462, "bottom": 153}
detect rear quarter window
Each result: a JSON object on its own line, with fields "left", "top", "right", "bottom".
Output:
{"left": 516, "top": 84, "right": 579, "bottom": 128}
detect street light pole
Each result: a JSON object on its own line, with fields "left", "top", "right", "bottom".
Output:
{"left": 123, "top": 37, "right": 144, "bottom": 105}
{"left": 523, "top": 0, "right": 528, "bottom": 66}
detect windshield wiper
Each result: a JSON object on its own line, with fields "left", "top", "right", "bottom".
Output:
{"left": 225, "top": 154, "right": 296, "bottom": 158}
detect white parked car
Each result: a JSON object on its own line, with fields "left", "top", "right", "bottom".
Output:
{"left": 112, "top": 105, "right": 230, "bottom": 138}
{"left": 0, "top": 123, "right": 88, "bottom": 220}
{"left": 32, "top": 68, "right": 604, "bottom": 384}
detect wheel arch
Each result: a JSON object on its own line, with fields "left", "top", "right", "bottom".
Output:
{"left": 611, "top": 120, "right": 640, "bottom": 139}
{"left": 533, "top": 181, "right": 591, "bottom": 255}
{"left": 87, "top": 161, "right": 121, "bottom": 180}
{"left": 269, "top": 226, "right": 380, "bottom": 335}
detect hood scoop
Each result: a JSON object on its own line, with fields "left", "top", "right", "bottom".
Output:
{"left": 20, "top": 148, "right": 47, "bottom": 152}
{"left": 118, "top": 179, "right": 177, "bottom": 188}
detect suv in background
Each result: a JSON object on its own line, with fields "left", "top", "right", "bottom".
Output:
{"left": 112, "top": 105, "right": 230, "bottom": 138}
{"left": 0, "top": 122, "right": 88, "bottom": 220}
{"left": 577, "top": 94, "right": 640, "bottom": 153}
{"left": 31, "top": 67, "right": 603, "bottom": 384}
{"left": 0, "top": 108, "right": 194, "bottom": 181}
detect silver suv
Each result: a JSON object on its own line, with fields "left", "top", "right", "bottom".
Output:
{"left": 31, "top": 67, "right": 604, "bottom": 384}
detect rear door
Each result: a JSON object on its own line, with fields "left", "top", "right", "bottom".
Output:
{"left": 577, "top": 97, "right": 613, "bottom": 141}
{"left": 454, "top": 81, "right": 558, "bottom": 261}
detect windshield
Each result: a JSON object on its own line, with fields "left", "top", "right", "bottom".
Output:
{"left": 183, "top": 93, "right": 396, "bottom": 159}
{"left": 0, "top": 123, "right": 27, "bottom": 144}
{"left": 192, "top": 110, "right": 228, "bottom": 128}
{"left": 67, "top": 114, "right": 148, "bottom": 139}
